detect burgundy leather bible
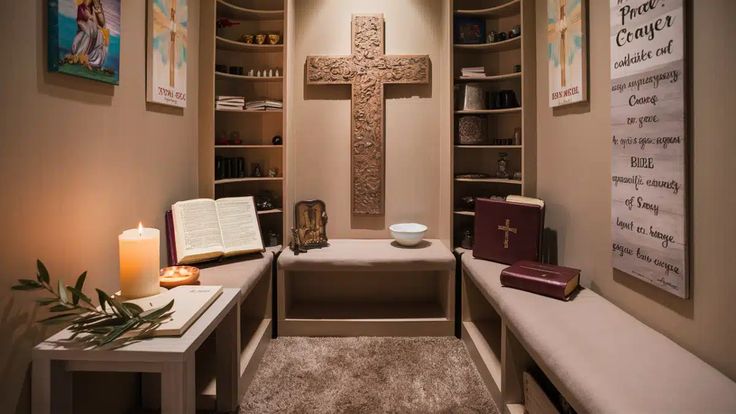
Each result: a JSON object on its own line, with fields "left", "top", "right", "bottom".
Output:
{"left": 473, "top": 197, "right": 544, "bottom": 265}
{"left": 165, "top": 210, "right": 178, "bottom": 266}
{"left": 501, "top": 261, "right": 580, "bottom": 301}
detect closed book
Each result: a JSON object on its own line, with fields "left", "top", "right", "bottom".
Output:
{"left": 473, "top": 197, "right": 545, "bottom": 264}
{"left": 501, "top": 260, "right": 580, "bottom": 300}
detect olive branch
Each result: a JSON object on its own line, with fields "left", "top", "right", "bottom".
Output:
{"left": 12, "top": 260, "right": 174, "bottom": 347}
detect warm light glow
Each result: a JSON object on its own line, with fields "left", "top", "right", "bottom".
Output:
{"left": 138, "top": 222, "right": 143, "bottom": 237}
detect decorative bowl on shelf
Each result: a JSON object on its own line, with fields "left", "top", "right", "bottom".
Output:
{"left": 389, "top": 223, "right": 428, "bottom": 247}
{"left": 159, "top": 266, "right": 200, "bottom": 288}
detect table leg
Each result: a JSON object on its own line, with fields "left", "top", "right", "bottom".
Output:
{"left": 161, "top": 358, "right": 195, "bottom": 414}
{"left": 216, "top": 301, "right": 241, "bottom": 412}
{"left": 32, "top": 358, "right": 72, "bottom": 414}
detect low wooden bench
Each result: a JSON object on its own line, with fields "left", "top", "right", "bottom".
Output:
{"left": 277, "top": 239, "right": 455, "bottom": 336}
{"left": 192, "top": 247, "right": 278, "bottom": 410}
{"left": 459, "top": 250, "right": 736, "bottom": 414}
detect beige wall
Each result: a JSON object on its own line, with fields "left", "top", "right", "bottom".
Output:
{"left": 0, "top": 1, "right": 200, "bottom": 412}
{"left": 287, "top": 0, "right": 452, "bottom": 241}
{"left": 535, "top": 1, "right": 736, "bottom": 380}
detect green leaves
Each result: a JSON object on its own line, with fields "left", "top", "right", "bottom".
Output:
{"left": 11, "top": 259, "right": 176, "bottom": 349}
{"left": 11, "top": 279, "right": 42, "bottom": 290}
{"left": 37, "top": 260, "right": 50, "bottom": 285}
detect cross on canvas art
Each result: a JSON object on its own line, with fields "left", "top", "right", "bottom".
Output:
{"left": 147, "top": 0, "right": 188, "bottom": 108}
{"left": 48, "top": 0, "right": 121, "bottom": 85}
{"left": 547, "top": 0, "right": 587, "bottom": 107}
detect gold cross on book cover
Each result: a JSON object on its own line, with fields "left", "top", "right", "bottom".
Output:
{"left": 497, "top": 218, "right": 518, "bottom": 249}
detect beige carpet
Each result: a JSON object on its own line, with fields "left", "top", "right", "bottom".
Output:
{"left": 240, "top": 337, "right": 498, "bottom": 413}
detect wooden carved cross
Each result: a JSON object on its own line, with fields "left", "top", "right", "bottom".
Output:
{"left": 547, "top": 0, "right": 581, "bottom": 87}
{"left": 306, "top": 14, "right": 430, "bottom": 215}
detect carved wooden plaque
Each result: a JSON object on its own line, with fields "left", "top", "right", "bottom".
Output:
{"left": 306, "top": 14, "right": 430, "bottom": 215}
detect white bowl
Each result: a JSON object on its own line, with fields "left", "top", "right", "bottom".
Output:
{"left": 389, "top": 223, "right": 428, "bottom": 247}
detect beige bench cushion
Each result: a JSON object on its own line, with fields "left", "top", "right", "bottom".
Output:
{"left": 278, "top": 239, "right": 455, "bottom": 272}
{"left": 462, "top": 254, "right": 736, "bottom": 414}
{"left": 199, "top": 252, "right": 273, "bottom": 299}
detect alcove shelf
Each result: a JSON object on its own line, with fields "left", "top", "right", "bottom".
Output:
{"left": 450, "top": 0, "right": 536, "bottom": 249}
{"left": 456, "top": 72, "right": 522, "bottom": 82}
{"left": 216, "top": 0, "right": 284, "bottom": 20}
{"left": 199, "top": 0, "right": 288, "bottom": 248}
{"left": 454, "top": 36, "right": 521, "bottom": 52}
{"left": 455, "top": 108, "right": 522, "bottom": 114}
{"left": 215, "top": 71, "right": 283, "bottom": 82}
{"left": 454, "top": 0, "right": 521, "bottom": 17}
{"left": 216, "top": 36, "right": 284, "bottom": 53}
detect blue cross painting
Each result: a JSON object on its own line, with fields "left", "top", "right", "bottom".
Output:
{"left": 48, "top": 0, "right": 121, "bottom": 85}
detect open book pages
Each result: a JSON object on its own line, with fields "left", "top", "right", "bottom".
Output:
{"left": 171, "top": 196, "right": 264, "bottom": 265}
{"left": 506, "top": 195, "right": 545, "bottom": 208}
{"left": 124, "top": 285, "right": 223, "bottom": 336}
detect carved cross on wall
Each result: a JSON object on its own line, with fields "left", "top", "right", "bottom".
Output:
{"left": 306, "top": 14, "right": 430, "bottom": 215}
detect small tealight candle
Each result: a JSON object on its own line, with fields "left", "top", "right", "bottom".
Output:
{"left": 159, "top": 266, "right": 200, "bottom": 288}
{"left": 118, "top": 223, "right": 160, "bottom": 299}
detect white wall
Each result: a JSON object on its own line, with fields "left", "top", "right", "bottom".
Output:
{"left": 0, "top": 1, "right": 200, "bottom": 412}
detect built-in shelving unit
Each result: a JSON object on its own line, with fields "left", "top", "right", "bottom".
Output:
{"left": 450, "top": 0, "right": 536, "bottom": 249}
{"left": 199, "top": 0, "right": 288, "bottom": 249}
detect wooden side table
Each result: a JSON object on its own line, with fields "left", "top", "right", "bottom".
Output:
{"left": 32, "top": 288, "right": 241, "bottom": 414}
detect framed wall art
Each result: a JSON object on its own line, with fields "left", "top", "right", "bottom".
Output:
{"left": 146, "top": 0, "right": 188, "bottom": 107}
{"left": 547, "top": 0, "right": 587, "bottom": 107}
{"left": 48, "top": 0, "right": 121, "bottom": 85}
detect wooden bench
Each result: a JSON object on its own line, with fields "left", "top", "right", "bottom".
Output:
{"left": 277, "top": 239, "right": 455, "bottom": 336}
{"left": 459, "top": 250, "right": 736, "bottom": 414}
{"left": 192, "top": 247, "right": 278, "bottom": 410}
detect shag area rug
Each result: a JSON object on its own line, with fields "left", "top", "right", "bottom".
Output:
{"left": 240, "top": 337, "right": 498, "bottom": 413}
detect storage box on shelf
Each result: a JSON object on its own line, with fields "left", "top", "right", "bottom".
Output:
{"left": 450, "top": 0, "right": 536, "bottom": 248}
{"left": 199, "top": 0, "right": 288, "bottom": 246}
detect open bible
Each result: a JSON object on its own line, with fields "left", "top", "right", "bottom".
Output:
{"left": 168, "top": 196, "right": 264, "bottom": 265}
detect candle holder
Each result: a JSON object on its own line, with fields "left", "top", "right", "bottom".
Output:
{"left": 159, "top": 266, "right": 200, "bottom": 288}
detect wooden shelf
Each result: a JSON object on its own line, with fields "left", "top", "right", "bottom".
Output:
{"left": 455, "top": 108, "right": 521, "bottom": 115}
{"left": 454, "top": 211, "right": 475, "bottom": 217}
{"left": 456, "top": 72, "right": 522, "bottom": 82}
{"left": 215, "top": 71, "right": 283, "bottom": 82}
{"left": 215, "top": 177, "right": 283, "bottom": 185}
{"left": 216, "top": 36, "right": 283, "bottom": 52}
{"left": 215, "top": 144, "right": 283, "bottom": 149}
{"left": 257, "top": 209, "right": 283, "bottom": 215}
{"left": 463, "top": 321, "right": 503, "bottom": 390}
{"left": 216, "top": 108, "right": 283, "bottom": 113}
{"left": 455, "top": 178, "right": 522, "bottom": 184}
{"left": 216, "top": 0, "right": 284, "bottom": 20}
{"left": 455, "top": 145, "right": 522, "bottom": 149}
{"left": 454, "top": 36, "right": 521, "bottom": 52}
{"left": 506, "top": 404, "right": 526, "bottom": 414}
{"left": 454, "top": 0, "right": 521, "bottom": 17}
{"left": 286, "top": 301, "right": 447, "bottom": 321}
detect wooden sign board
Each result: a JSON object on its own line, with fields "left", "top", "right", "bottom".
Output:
{"left": 610, "top": 0, "right": 688, "bottom": 297}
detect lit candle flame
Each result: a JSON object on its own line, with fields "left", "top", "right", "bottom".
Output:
{"left": 138, "top": 222, "right": 143, "bottom": 237}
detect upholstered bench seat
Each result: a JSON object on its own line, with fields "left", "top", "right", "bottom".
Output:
{"left": 461, "top": 253, "right": 736, "bottom": 414}
{"left": 277, "top": 239, "right": 455, "bottom": 336}
{"left": 198, "top": 251, "right": 274, "bottom": 299}
{"left": 278, "top": 239, "right": 455, "bottom": 271}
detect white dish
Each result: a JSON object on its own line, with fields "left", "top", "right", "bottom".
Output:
{"left": 389, "top": 223, "right": 428, "bottom": 247}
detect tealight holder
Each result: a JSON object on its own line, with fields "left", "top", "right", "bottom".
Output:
{"left": 159, "top": 266, "right": 200, "bottom": 288}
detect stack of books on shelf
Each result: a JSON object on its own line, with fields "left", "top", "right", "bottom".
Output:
{"left": 245, "top": 99, "right": 283, "bottom": 111}
{"left": 461, "top": 67, "right": 486, "bottom": 79}
{"left": 216, "top": 96, "right": 245, "bottom": 111}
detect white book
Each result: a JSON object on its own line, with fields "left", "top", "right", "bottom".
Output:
{"left": 124, "top": 285, "right": 223, "bottom": 336}
{"left": 507, "top": 195, "right": 545, "bottom": 208}
{"left": 171, "top": 196, "right": 264, "bottom": 265}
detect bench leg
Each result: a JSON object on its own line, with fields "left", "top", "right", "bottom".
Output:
{"left": 32, "top": 358, "right": 72, "bottom": 414}
{"left": 161, "top": 358, "right": 195, "bottom": 414}
{"left": 216, "top": 301, "right": 241, "bottom": 412}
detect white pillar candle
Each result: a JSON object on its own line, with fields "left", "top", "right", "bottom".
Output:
{"left": 118, "top": 223, "right": 160, "bottom": 299}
